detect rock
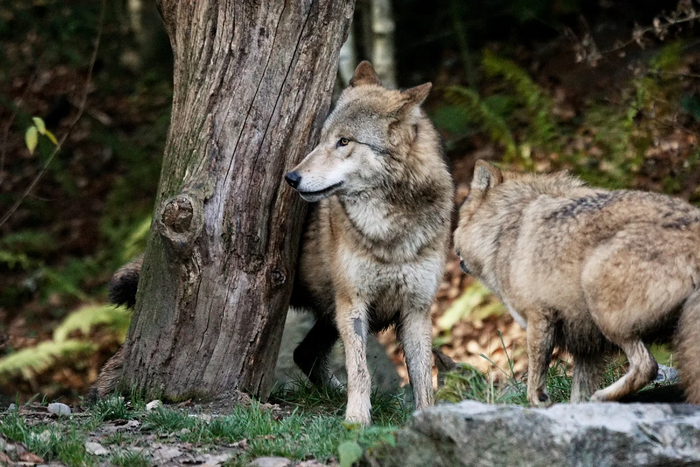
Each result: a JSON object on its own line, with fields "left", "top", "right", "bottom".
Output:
{"left": 656, "top": 364, "right": 680, "bottom": 384}
{"left": 247, "top": 457, "right": 291, "bottom": 467}
{"left": 275, "top": 310, "right": 400, "bottom": 392}
{"left": 152, "top": 445, "right": 182, "bottom": 462}
{"left": 47, "top": 402, "right": 71, "bottom": 416}
{"left": 373, "top": 401, "right": 700, "bottom": 467}
{"left": 146, "top": 400, "right": 163, "bottom": 411}
{"left": 85, "top": 442, "right": 109, "bottom": 456}
{"left": 7, "top": 403, "right": 16, "bottom": 412}
{"left": 29, "top": 430, "right": 53, "bottom": 445}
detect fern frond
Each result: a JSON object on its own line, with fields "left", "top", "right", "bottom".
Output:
{"left": 482, "top": 51, "right": 559, "bottom": 150}
{"left": 445, "top": 86, "right": 517, "bottom": 158}
{"left": 53, "top": 304, "right": 131, "bottom": 343}
{"left": 122, "top": 216, "right": 151, "bottom": 262}
{"left": 0, "top": 250, "right": 31, "bottom": 270}
{"left": 0, "top": 339, "right": 96, "bottom": 379}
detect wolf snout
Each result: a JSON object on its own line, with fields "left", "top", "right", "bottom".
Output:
{"left": 285, "top": 171, "right": 302, "bottom": 189}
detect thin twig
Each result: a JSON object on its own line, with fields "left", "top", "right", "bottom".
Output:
{"left": 601, "top": 5, "right": 700, "bottom": 55}
{"left": 0, "top": 0, "right": 106, "bottom": 229}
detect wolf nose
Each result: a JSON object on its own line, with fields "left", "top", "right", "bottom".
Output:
{"left": 285, "top": 171, "right": 301, "bottom": 189}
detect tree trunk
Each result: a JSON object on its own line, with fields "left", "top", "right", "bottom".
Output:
{"left": 118, "top": 0, "right": 354, "bottom": 401}
{"left": 370, "top": 0, "right": 396, "bottom": 88}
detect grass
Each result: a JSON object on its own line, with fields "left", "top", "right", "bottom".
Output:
{"left": 0, "top": 381, "right": 409, "bottom": 467}
{"left": 0, "top": 350, "right": 676, "bottom": 466}
{"left": 436, "top": 333, "right": 659, "bottom": 405}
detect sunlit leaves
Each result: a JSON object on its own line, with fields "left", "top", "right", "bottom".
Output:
{"left": 24, "top": 116, "right": 58, "bottom": 154}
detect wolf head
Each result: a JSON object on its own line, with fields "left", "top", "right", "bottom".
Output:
{"left": 285, "top": 61, "right": 433, "bottom": 202}
{"left": 453, "top": 160, "right": 503, "bottom": 276}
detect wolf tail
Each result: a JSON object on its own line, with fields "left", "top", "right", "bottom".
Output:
{"left": 108, "top": 255, "right": 143, "bottom": 308}
{"left": 87, "top": 255, "right": 143, "bottom": 402}
{"left": 675, "top": 289, "right": 700, "bottom": 404}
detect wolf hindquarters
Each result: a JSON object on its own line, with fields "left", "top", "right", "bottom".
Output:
{"left": 676, "top": 291, "right": 700, "bottom": 404}
{"left": 87, "top": 256, "right": 143, "bottom": 400}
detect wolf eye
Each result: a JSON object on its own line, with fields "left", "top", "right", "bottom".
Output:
{"left": 337, "top": 138, "right": 350, "bottom": 147}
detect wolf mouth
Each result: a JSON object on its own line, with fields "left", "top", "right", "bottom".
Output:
{"left": 298, "top": 182, "right": 344, "bottom": 201}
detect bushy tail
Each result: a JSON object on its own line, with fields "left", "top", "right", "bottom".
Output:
{"left": 108, "top": 255, "right": 143, "bottom": 307}
{"left": 675, "top": 290, "right": 700, "bottom": 404}
{"left": 87, "top": 255, "right": 143, "bottom": 402}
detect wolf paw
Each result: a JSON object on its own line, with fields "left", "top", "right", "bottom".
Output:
{"left": 344, "top": 409, "right": 371, "bottom": 427}
{"left": 590, "top": 390, "right": 610, "bottom": 402}
{"left": 529, "top": 391, "right": 553, "bottom": 408}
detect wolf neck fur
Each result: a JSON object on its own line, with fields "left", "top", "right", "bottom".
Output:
{"left": 331, "top": 123, "right": 449, "bottom": 261}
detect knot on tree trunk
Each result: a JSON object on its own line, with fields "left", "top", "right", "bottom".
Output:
{"left": 163, "top": 196, "right": 193, "bottom": 233}
{"left": 156, "top": 193, "right": 204, "bottom": 253}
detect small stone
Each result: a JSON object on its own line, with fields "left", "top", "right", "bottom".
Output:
{"left": 247, "top": 457, "right": 292, "bottom": 467}
{"left": 152, "top": 445, "right": 182, "bottom": 462}
{"left": 85, "top": 441, "right": 109, "bottom": 456}
{"left": 29, "top": 430, "right": 54, "bottom": 445}
{"left": 656, "top": 364, "right": 680, "bottom": 383}
{"left": 7, "top": 403, "right": 16, "bottom": 412}
{"left": 47, "top": 403, "right": 71, "bottom": 416}
{"left": 146, "top": 400, "right": 162, "bottom": 411}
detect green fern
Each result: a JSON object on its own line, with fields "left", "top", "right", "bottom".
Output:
{"left": 0, "top": 339, "right": 96, "bottom": 379}
{"left": 482, "top": 50, "right": 558, "bottom": 151}
{"left": 121, "top": 215, "right": 151, "bottom": 263}
{"left": 0, "top": 304, "right": 131, "bottom": 380}
{"left": 54, "top": 304, "right": 131, "bottom": 342}
{"left": 445, "top": 86, "right": 518, "bottom": 158}
{"left": 0, "top": 250, "right": 30, "bottom": 270}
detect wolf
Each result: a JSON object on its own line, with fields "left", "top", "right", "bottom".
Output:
{"left": 453, "top": 159, "right": 700, "bottom": 406}
{"left": 94, "top": 62, "right": 454, "bottom": 426}
{"left": 284, "top": 61, "right": 453, "bottom": 425}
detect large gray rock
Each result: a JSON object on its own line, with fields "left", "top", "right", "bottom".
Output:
{"left": 275, "top": 311, "right": 400, "bottom": 392}
{"left": 374, "top": 400, "right": 700, "bottom": 467}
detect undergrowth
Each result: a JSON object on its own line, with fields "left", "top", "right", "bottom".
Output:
{"left": 0, "top": 382, "right": 407, "bottom": 467}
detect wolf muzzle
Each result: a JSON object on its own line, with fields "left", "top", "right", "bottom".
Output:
{"left": 285, "top": 171, "right": 302, "bottom": 189}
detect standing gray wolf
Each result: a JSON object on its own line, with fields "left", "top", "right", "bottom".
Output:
{"left": 284, "top": 61, "right": 453, "bottom": 425}
{"left": 453, "top": 160, "right": 700, "bottom": 406}
{"left": 94, "top": 62, "right": 453, "bottom": 426}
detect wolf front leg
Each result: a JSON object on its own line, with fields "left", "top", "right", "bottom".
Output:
{"left": 398, "top": 308, "right": 434, "bottom": 411}
{"left": 336, "top": 296, "right": 372, "bottom": 426}
{"left": 526, "top": 311, "right": 556, "bottom": 406}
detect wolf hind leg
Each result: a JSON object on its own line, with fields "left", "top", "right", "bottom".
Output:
{"left": 591, "top": 340, "right": 657, "bottom": 402}
{"left": 293, "top": 315, "right": 341, "bottom": 388}
{"left": 570, "top": 356, "right": 602, "bottom": 402}
{"left": 398, "top": 310, "right": 434, "bottom": 411}
{"left": 525, "top": 311, "right": 556, "bottom": 406}
{"left": 674, "top": 290, "right": 700, "bottom": 404}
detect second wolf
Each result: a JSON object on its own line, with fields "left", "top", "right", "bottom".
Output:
{"left": 454, "top": 160, "right": 700, "bottom": 405}
{"left": 101, "top": 62, "right": 453, "bottom": 425}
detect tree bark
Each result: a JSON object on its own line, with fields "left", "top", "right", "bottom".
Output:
{"left": 118, "top": 0, "right": 354, "bottom": 401}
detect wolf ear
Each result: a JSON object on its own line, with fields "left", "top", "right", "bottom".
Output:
{"left": 392, "top": 82, "right": 432, "bottom": 118}
{"left": 350, "top": 61, "right": 382, "bottom": 87}
{"left": 401, "top": 82, "right": 432, "bottom": 107}
{"left": 471, "top": 160, "right": 502, "bottom": 191}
